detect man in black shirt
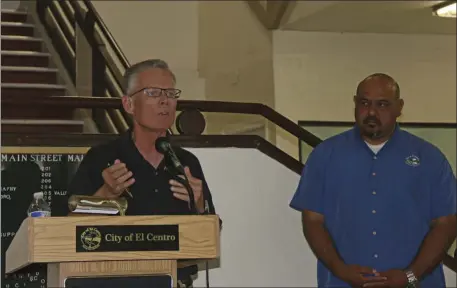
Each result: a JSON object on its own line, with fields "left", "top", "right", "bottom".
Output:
{"left": 68, "top": 59, "right": 219, "bottom": 287}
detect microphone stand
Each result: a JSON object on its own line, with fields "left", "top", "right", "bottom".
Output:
{"left": 180, "top": 172, "right": 210, "bottom": 288}
{"left": 160, "top": 140, "right": 198, "bottom": 215}
{"left": 180, "top": 173, "right": 198, "bottom": 215}
{"left": 171, "top": 164, "right": 198, "bottom": 215}
{"left": 160, "top": 137, "right": 209, "bottom": 287}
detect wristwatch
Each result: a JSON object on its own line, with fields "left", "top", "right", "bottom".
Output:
{"left": 404, "top": 269, "right": 419, "bottom": 288}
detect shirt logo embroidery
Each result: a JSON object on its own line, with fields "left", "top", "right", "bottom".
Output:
{"left": 405, "top": 155, "right": 420, "bottom": 167}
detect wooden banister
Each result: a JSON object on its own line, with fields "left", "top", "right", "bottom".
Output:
{"left": 81, "top": 0, "right": 130, "bottom": 70}
{"left": 444, "top": 254, "right": 457, "bottom": 273}
{"left": 2, "top": 96, "right": 322, "bottom": 147}
{"left": 32, "top": 0, "right": 324, "bottom": 147}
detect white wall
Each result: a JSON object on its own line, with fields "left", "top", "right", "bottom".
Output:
{"left": 273, "top": 31, "right": 457, "bottom": 158}
{"left": 197, "top": 1, "right": 275, "bottom": 136}
{"left": 188, "top": 148, "right": 312, "bottom": 287}
{"left": 445, "top": 262, "right": 457, "bottom": 287}
{"left": 91, "top": 1, "right": 198, "bottom": 72}
{"left": 88, "top": 1, "right": 275, "bottom": 138}
{"left": 90, "top": 1, "right": 205, "bottom": 101}
{"left": 187, "top": 148, "right": 456, "bottom": 287}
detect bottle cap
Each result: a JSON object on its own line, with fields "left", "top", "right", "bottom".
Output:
{"left": 33, "top": 192, "right": 44, "bottom": 199}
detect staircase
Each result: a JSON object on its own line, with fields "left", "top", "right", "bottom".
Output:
{"left": 1, "top": 9, "right": 84, "bottom": 133}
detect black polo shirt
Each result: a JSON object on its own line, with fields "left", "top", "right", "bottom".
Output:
{"left": 68, "top": 130, "right": 217, "bottom": 216}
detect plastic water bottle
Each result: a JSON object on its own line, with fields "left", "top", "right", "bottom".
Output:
{"left": 27, "top": 192, "right": 51, "bottom": 218}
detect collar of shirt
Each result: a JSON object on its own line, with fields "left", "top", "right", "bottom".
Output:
{"left": 351, "top": 124, "right": 402, "bottom": 157}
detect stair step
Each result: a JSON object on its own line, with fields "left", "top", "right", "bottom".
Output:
{"left": 1, "top": 21, "right": 33, "bottom": 27}
{"left": 2, "top": 83, "right": 65, "bottom": 88}
{"left": 2, "top": 66, "right": 59, "bottom": 84}
{"left": 1, "top": 51, "right": 50, "bottom": 67}
{"left": 1, "top": 92, "right": 75, "bottom": 120}
{"left": 1, "top": 104, "right": 75, "bottom": 120}
{"left": 1, "top": 22, "right": 34, "bottom": 36}
{"left": 1, "top": 10, "right": 78, "bottom": 133}
{"left": 2, "top": 66, "right": 58, "bottom": 72}
{"left": 1, "top": 119, "right": 82, "bottom": 125}
{"left": 1, "top": 119, "right": 84, "bottom": 133}
{"left": 2, "top": 83, "right": 67, "bottom": 98}
{"left": 1, "top": 105, "right": 75, "bottom": 120}
{"left": 1, "top": 35, "right": 42, "bottom": 52}
{"left": 1, "top": 10, "right": 28, "bottom": 23}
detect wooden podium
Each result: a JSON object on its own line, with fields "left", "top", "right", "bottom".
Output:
{"left": 5, "top": 215, "right": 220, "bottom": 287}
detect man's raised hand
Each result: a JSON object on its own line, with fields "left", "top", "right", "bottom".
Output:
{"left": 101, "top": 159, "right": 135, "bottom": 198}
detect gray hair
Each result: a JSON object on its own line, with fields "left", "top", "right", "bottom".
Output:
{"left": 123, "top": 59, "right": 176, "bottom": 95}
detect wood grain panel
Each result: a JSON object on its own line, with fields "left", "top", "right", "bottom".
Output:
{"left": 6, "top": 215, "right": 220, "bottom": 274}
{"left": 48, "top": 260, "right": 177, "bottom": 287}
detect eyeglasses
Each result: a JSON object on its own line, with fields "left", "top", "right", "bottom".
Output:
{"left": 129, "top": 87, "right": 182, "bottom": 99}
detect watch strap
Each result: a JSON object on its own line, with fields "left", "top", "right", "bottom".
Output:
{"left": 404, "top": 269, "right": 418, "bottom": 288}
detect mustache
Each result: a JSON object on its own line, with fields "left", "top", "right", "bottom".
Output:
{"left": 363, "top": 116, "right": 380, "bottom": 125}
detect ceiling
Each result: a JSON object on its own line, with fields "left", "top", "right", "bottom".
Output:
{"left": 280, "top": 1, "right": 456, "bottom": 35}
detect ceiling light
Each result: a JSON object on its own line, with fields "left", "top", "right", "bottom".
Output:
{"left": 433, "top": 1, "right": 456, "bottom": 18}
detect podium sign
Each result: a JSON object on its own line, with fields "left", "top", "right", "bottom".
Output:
{"left": 75, "top": 224, "right": 180, "bottom": 252}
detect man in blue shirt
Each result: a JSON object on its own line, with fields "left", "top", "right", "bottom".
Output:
{"left": 290, "top": 73, "right": 456, "bottom": 288}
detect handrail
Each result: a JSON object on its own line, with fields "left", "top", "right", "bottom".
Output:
{"left": 33, "top": 0, "right": 325, "bottom": 147}
{"left": 1, "top": 133, "right": 304, "bottom": 174}
{"left": 2, "top": 96, "right": 322, "bottom": 147}
{"left": 82, "top": 0, "right": 130, "bottom": 70}
{"left": 444, "top": 254, "right": 457, "bottom": 273}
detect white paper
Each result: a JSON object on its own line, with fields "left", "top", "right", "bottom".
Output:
{"left": 72, "top": 205, "right": 119, "bottom": 215}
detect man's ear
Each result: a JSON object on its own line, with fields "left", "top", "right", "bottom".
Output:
{"left": 397, "top": 98, "right": 404, "bottom": 117}
{"left": 121, "top": 96, "right": 133, "bottom": 114}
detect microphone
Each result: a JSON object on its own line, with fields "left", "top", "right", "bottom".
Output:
{"left": 155, "top": 137, "right": 197, "bottom": 214}
{"left": 156, "top": 137, "right": 184, "bottom": 173}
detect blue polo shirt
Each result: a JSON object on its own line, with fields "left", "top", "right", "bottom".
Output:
{"left": 290, "top": 125, "right": 456, "bottom": 288}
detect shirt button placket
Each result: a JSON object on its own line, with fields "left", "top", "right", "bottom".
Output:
{"left": 371, "top": 155, "right": 378, "bottom": 260}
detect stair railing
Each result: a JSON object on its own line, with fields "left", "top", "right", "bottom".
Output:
{"left": 34, "top": 0, "right": 322, "bottom": 146}
{"left": 37, "top": 0, "right": 130, "bottom": 133}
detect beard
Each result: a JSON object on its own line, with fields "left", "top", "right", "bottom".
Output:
{"left": 360, "top": 115, "right": 383, "bottom": 139}
{"left": 361, "top": 128, "right": 383, "bottom": 139}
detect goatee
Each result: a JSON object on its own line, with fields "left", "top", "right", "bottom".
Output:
{"left": 362, "top": 130, "right": 383, "bottom": 139}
